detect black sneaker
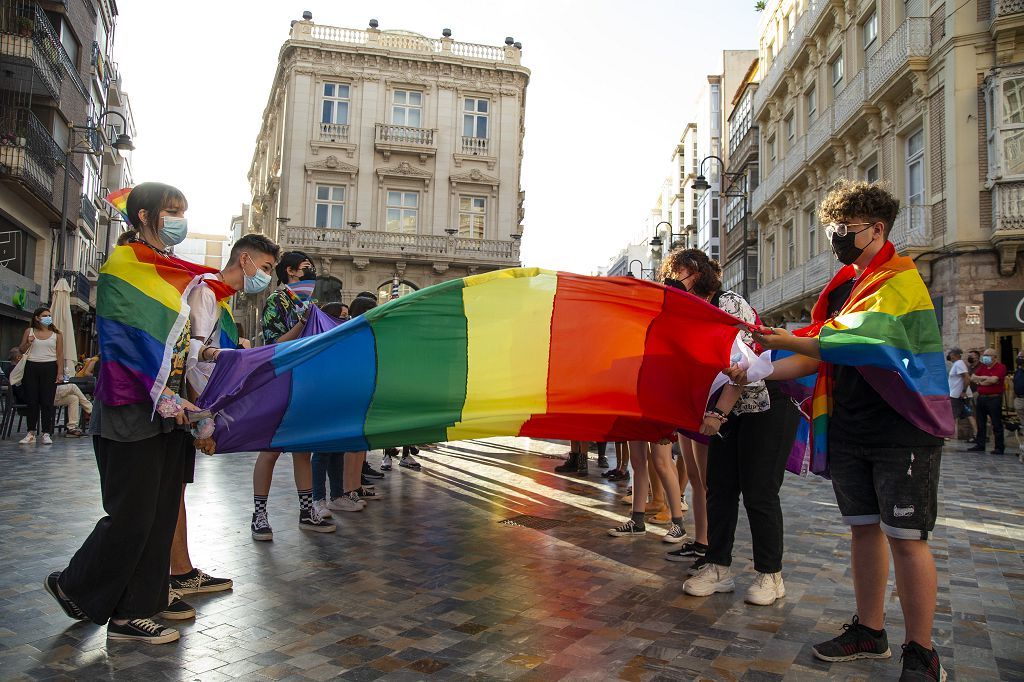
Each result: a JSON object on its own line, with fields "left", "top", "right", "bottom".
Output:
{"left": 966, "top": 445, "right": 984, "bottom": 452}
{"left": 107, "top": 618, "right": 180, "bottom": 644}
{"left": 899, "top": 641, "right": 947, "bottom": 681}
{"left": 362, "top": 462, "right": 385, "bottom": 479}
{"left": 812, "top": 615, "right": 892, "bottom": 662}
{"left": 356, "top": 486, "right": 383, "bottom": 501}
{"left": 607, "top": 469, "right": 630, "bottom": 482}
{"left": 169, "top": 568, "right": 233, "bottom": 594}
{"left": 298, "top": 509, "right": 336, "bottom": 533}
{"left": 607, "top": 519, "right": 646, "bottom": 537}
{"left": 687, "top": 556, "right": 709, "bottom": 576}
{"left": 44, "top": 572, "right": 88, "bottom": 621}
{"left": 251, "top": 511, "right": 273, "bottom": 541}
{"left": 160, "top": 589, "right": 196, "bottom": 620}
{"left": 597, "top": 455, "right": 610, "bottom": 468}
{"left": 675, "top": 541, "right": 707, "bottom": 558}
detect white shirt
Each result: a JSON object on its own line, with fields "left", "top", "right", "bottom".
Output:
{"left": 948, "top": 359, "right": 969, "bottom": 398}
{"left": 185, "top": 274, "right": 223, "bottom": 396}
{"left": 25, "top": 330, "right": 57, "bottom": 362}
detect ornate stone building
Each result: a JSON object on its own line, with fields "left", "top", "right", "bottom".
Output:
{"left": 748, "top": 0, "right": 1024, "bottom": 360}
{"left": 240, "top": 13, "right": 528, "bottom": 330}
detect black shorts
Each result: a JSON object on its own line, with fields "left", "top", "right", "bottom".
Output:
{"left": 173, "top": 430, "right": 197, "bottom": 485}
{"left": 828, "top": 441, "right": 942, "bottom": 541}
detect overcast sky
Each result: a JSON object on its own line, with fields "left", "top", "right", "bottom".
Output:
{"left": 115, "top": 0, "right": 760, "bottom": 274}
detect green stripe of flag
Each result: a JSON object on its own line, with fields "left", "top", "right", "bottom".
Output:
{"left": 820, "top": 308, "right": 943, "bottom": 355}
{"left": 97, "top": 272, "right": 179, "bottom": 341}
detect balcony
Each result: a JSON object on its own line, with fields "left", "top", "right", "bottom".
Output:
{"left": 784, "top": 135, "right": 807, "bottom": 182}
{"left": 0, "top": 108, "right": 63, "bottom": 201}
{"left": 79, "top": 193, "right": 96, "bottom": 231}
{"left": 319, "top": 122, "right": 349, "bottom": 142}
{"left": 0, "top": 1, "right": 66, "bottom": 100}
{"left": 750, "top": 251, "right": 838, "bottom": 316}
{"left": 868, "top": 18, "right": 931, "bottom": 99}
{"left": 728, "top": 122, "right": 758, "bottom": 167}
{"left": 751, "top": 162, "right": 784, "bottom": 214}
{"left": 284, "top": 226, "right": 521, "bottom": 265}
{"left": 806, "top": 105, "right": 834, "bottom": 158}
{"left": 992, "top": 182, "right": 1024, "bottom": 234}
{"left": 54, "top": 269, "right": 91, "bottom": 305}
{"left": 460, "top": 136, "right": 489, "bottom": 156}
{"left": 993, "top": 0, "right": 1024, "bottom": 17}
{"left": 890, "top": 205, "right": 931, "bottom": 252}
{"left": 374, "top": 123, "right": 436, "bottom": 161}
{"left": 833, "top": 68, "right": 869, "bottom": 132}
{"left": 90, "top": 40, "right": 110, "bottom": 92}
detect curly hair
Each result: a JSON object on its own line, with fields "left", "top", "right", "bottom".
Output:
{"left": 658, "top": 247, "right": 722, "bottom": 298}
{"left": 818, "top": 179, "right": 900, "bottom": 238}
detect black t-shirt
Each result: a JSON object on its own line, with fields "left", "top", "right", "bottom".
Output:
{"left": 827, "top": 277, "right": 943, "bottom": 448}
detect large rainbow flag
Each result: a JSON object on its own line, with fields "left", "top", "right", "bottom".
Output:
{"left": 196, "top": 268, "right": 744, "bottom": 453}
{"left": 96, "top": 242, "right": 237, "bottom": 407}
{"left": 792, "top": 241, "right": 953, "bottom": 474}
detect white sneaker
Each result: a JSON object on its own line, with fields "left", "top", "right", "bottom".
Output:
{"left": 683, "top": 563, "right": 735, "bottom": 596}
{"left": 18, "top": 433, "right": 36, "bottom": 445}
{"left": 744, "top": 571, "right": 786, "bottom": 605}
{"left": 381, "top": 453, "right": 393, "bottom": 471}
{"left": 41, "top": 433, "right": 53, "bottom": 445}
{"left": 680, "top": 497, "right": 689, "bottom": 512}
{"left": 312, "top": 499, "right": 332, "bottom": 518}
{"left": 327, "top": 493, "right": 365, "bottom": 512}
{"left": 662, "top": 523, "right": 687, "bottom": 544}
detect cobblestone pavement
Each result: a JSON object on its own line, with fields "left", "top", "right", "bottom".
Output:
{"left": 0, "top": 435, "right": 1021, "bottom": 681}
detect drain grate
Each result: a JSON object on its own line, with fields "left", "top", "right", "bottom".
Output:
{"left": 498, "top": 514, "right": 567, "bottom": 530}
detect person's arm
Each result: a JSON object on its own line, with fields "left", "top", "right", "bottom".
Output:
{"left": 751, "top": 327, "right": 821, "bottom": 359}
{"left": 725, "top": 352, "right": 820, "bottom": 385}
{"left": 699, "top": 384, "right": 743, "bottom": 436}
{"left": 55, "top": 333, "right": 64, "bottom": 382}
{"left": 18, "top": 328, "right": 32, "bottom": 353}
{"left": 273, "top": 319, "right": 306, "bottom": 343}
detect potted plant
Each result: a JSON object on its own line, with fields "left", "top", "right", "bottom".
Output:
{"left": 17, "top": 17, "right": 33, "bottom": 37}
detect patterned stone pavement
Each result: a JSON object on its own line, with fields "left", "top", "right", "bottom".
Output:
{"left": 0, "top": 434, "right": 1021, "bottom": 681}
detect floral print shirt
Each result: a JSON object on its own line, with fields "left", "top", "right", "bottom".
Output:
{"left": 260, "top": 288, "right": 301, "bottom": 345}
{"left": 717, "top": 290, "right": 770, "bottom": 415}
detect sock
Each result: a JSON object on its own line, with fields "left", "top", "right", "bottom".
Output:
{"left": 254, "top": 494, "right": 268, "bottom": 515}
{"left": 171, "top": 568, "right": 198, "bottom": 580}
{"left": 864, "top": 624, "right": 885, "bottom": 637}
{"left": 630, "top": 511, "right": 645, "bottom": 527}
{"left": 672, "top": 517, "right": 683, "bottom": 527}
{"left": 297, "top": 488, "right": 313, "bottom": 516}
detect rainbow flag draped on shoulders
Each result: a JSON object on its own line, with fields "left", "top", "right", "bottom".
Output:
{"left": 96, "top": 242, "right": 238, "bottom": 408}
{"left": 789, "top": 241, "right": 953, "bottom": 475}
{"left": 197, "top": 268, "right": 745, "bottom": 454}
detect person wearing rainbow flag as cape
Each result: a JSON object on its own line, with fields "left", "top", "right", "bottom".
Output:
{"left": 727, "top": 181, "right": 952, "bottom": 682}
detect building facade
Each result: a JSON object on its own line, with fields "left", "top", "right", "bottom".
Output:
{"left": 0, "top": 0, "right": 133, "bottom": 356}
{"left": 722, "top": 61, "right": 761, "bottom": 298}
{"left": 176, "top": 231, "right": 230, "bottom": 270}
{"left": 242, "top": 13, "right": 529, "bottom": 320}
{"left": 747, "top": 0, "right": 1024, "bottom": 361}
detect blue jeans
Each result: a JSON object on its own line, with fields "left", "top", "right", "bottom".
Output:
{"left": 311, "top": 452, "right": 345, "bottom": 501}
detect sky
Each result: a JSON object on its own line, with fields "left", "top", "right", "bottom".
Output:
{"left": 115, "top": 0, "right": 761, "bottom": 274}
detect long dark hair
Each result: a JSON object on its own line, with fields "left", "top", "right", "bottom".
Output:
{"left": 30, "top": 306, "right": 60, "bottom": 334}
{"left": 123, "top": 182, "right": 188, "bottom": 244}
{"left": 659, "top": 247, "right": 722, "bottom": 298}
{"left": 275, "top": 251, "right": 312, "bottom": 286}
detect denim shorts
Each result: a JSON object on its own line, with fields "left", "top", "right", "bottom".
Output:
{"left": 828, "top": 441, "right": 942, "bottom": 541}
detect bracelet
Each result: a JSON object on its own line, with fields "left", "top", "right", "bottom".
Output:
{"left": 704, "top": 410, "right": 728, "bottom": 423}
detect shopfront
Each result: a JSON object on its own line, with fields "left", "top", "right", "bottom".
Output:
{"left": 982, "top": 290, "right": 1024, "bottom": 367}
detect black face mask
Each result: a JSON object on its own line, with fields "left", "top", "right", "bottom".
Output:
{"left": 665, "top": 277, "right": 686, "bottom": 291}
{"left": 299, "top": 267, "right": 317, "bottom": 281}
{"left": 830, "top": 232, "right": 865, "bottom": 266}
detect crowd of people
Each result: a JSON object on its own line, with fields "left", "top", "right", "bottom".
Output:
{"left": 23, "top": 179, "right": 1019, "bottom": 682}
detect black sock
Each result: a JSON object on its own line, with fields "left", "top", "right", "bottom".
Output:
{"left": 630, "top": 511, "right": 645, "bottom": 527}
{"left": 672, "top": 517, "right": 682, "bottom": 527}
{"left": 171, "top": 568, "right": 198, "bottom": 580}
{"left": 863, "top": 624, "right": 885, "bottom": 637}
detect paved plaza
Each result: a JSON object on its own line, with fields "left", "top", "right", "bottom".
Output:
{"left": 0, "top": 435, "right": 1021, "bottom": 681}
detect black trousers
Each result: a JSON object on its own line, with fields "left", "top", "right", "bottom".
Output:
{"left": 706, "top": 383, "right": 801, "bottom": 574}
{"left": 59, "top": 432, "right": 186, "bottom": 624}
{"left": 975, "top": 395, "right": 1004, "bottom": 452}
{"left": 23, "top": 360, "right": 57, "bottom": 433}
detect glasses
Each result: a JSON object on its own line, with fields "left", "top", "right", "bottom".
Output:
{"left": 824, "top": 222, "right": 875, "bottom": 238}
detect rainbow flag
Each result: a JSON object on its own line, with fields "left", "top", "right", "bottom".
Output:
{"left": 96, "top": 243, "right": 238, "bottom": 407}
{"left": 104, "top": 187, "right": 132, "bottom": 223}
{"left": 196, "top": 268, "right": 744, "bottom": 453}
{"left": 794, "top": 242, "right": 953, "bottom": 474}
{"left": 286, "top": 280, "right": 316, "bottom": 302}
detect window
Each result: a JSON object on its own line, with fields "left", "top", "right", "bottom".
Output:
{"left": 463, "top": 98, "right": 489, "bottom": 139}
{"left": 806, "top": 207, "right": 818, "bottom": 258}
{"left": 806, "top": 86, "right": 817, "bottom": 123}
{"left": 862, "top": 11, "right": 878, "bottom": 49}
{"left": 385, "top": 191, "right": 419, "bottom": 234}
{"left": 458, "top": 196, "right": 486, "bottom": 238}
{"left": 314, "top": 185, "right": 346, "bottom": 228}
{"left": 784, "top": 223, "right": 795, "bottom": 269}
{"left": 321, "top": 83, "right": 350, "bottom": 124}
{"left": 831, "top": 54, "right": 844, "bottom": 88}
{"left": 391, "top": 89, "right": 423, "bottom": 127}
{"left": 768, "top": 134, "right": 777, "bottom": 163}
{"left": 377, "top": 281, "right": 416, "bottom": 303}
{"left": 865, "top": 162, "right": 880, "bottom": 183}
{"left": 907, "top": 128, "right": 925, "bottom": 208}
{"left": 767, "top": 41, "right": 775, "bottom": 61}
{"left": 785, "top": 112, "right": 795, "bottom": 141}
{"left": 766, "top": 235, "right": 776, "bottom": 280}
{"left": 1001, "top": 77, "right": 1024, "bottom": 176}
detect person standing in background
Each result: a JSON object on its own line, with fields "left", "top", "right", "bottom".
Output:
{"left": 18, "top": 307, "right": 64, "bottom": 445}
{"left": 968, "top": 348, "right": 1007, "bottom": 455}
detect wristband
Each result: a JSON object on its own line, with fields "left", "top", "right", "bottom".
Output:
{"left": 156, "top": 394, "right": 184, "bottom": 418}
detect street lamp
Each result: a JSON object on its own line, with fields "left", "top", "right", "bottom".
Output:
{"left": 55, "top": 110, "right": 134, "bottom": 290}
{"left": 694, "top": 155, "right": 750, "bottom": 299}
{"left": 625, "top": 259, "right": 654, "bottom": 279}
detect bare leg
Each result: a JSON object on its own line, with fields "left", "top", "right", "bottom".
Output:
{"left": 676, "top": 452, "right": 689, "bottom": 502}
{"left": 344, "top": 452, "right": 363, "bottom": 494}
{"left": 614, "top": 442, "right": 626, "bottom": 472}
{"left": 680, "top": 435, "right": 709, "bottom": 545}
{"left": 650, "top": 442, "right": 683, "bottom": 519}
{"left": 292, "top": 452, "right": 312, "bottom": 492}
{"left": 850, "top": 524, "right": 890, "bottom": 632}
{"left": 253, "top": 451, "right": 281, "bottom": 497}
{"left": 888, "top": 536, "right": 937, "bottom": 648}
{"left": 627, "top": 441, "right": 649, "bottom": 515}
{"left": 169, "top": 484, "right": 193, "bottom": 575}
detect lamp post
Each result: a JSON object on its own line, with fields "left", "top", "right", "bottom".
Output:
{"left": 693, "top": 155, "right": 749, "bottom": 299}
{"left": 625, "top": 259, "right": 654, "bottom": 279}
{"left": 55, "top": 110, "right": 134, "bottom": 291}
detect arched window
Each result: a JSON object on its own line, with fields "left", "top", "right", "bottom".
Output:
{"left": 376, "top": 280, "right": 417, "bottom": 303}
{"left": 314, "top": 276, "right": 343, "bottom": 304}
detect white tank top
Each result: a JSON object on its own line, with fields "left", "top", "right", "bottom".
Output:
{"left": 25, "top": 330, "right": 58, "bottom": 362}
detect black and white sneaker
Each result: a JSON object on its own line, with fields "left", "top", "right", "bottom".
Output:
{"left": 675, "top": 541, "right": 707, "bottom": 557}
{"left": 356, "top": 487, "right": 383, "bottom": 501}
{"left": 44, "top": 572, "right": 88, "bottom": 621}
{"left": 251, "top": 511, "right": 273, "bottom": 541}
{"left": 160, "top": 589, "right": 196, "bottom": 620}
{"left": 298, "top": 508, "right": 336, "bottom": 533}
{"left": 107, "top": 618, "right": 180, "bottom": 644}
{"left": 169, "top": 568, "right": 233, "bottom": 594}
{"left": 607, "top": 519, "right": 646, "bottom": 537}
{"left": 399, "top": 454, "right": 422, "bottom": 470}
{"left": 362, "top": 462, "right": 385, "bottom": 479}
{"left": 662, "top": 523, "right": 687, "bottom": 544}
